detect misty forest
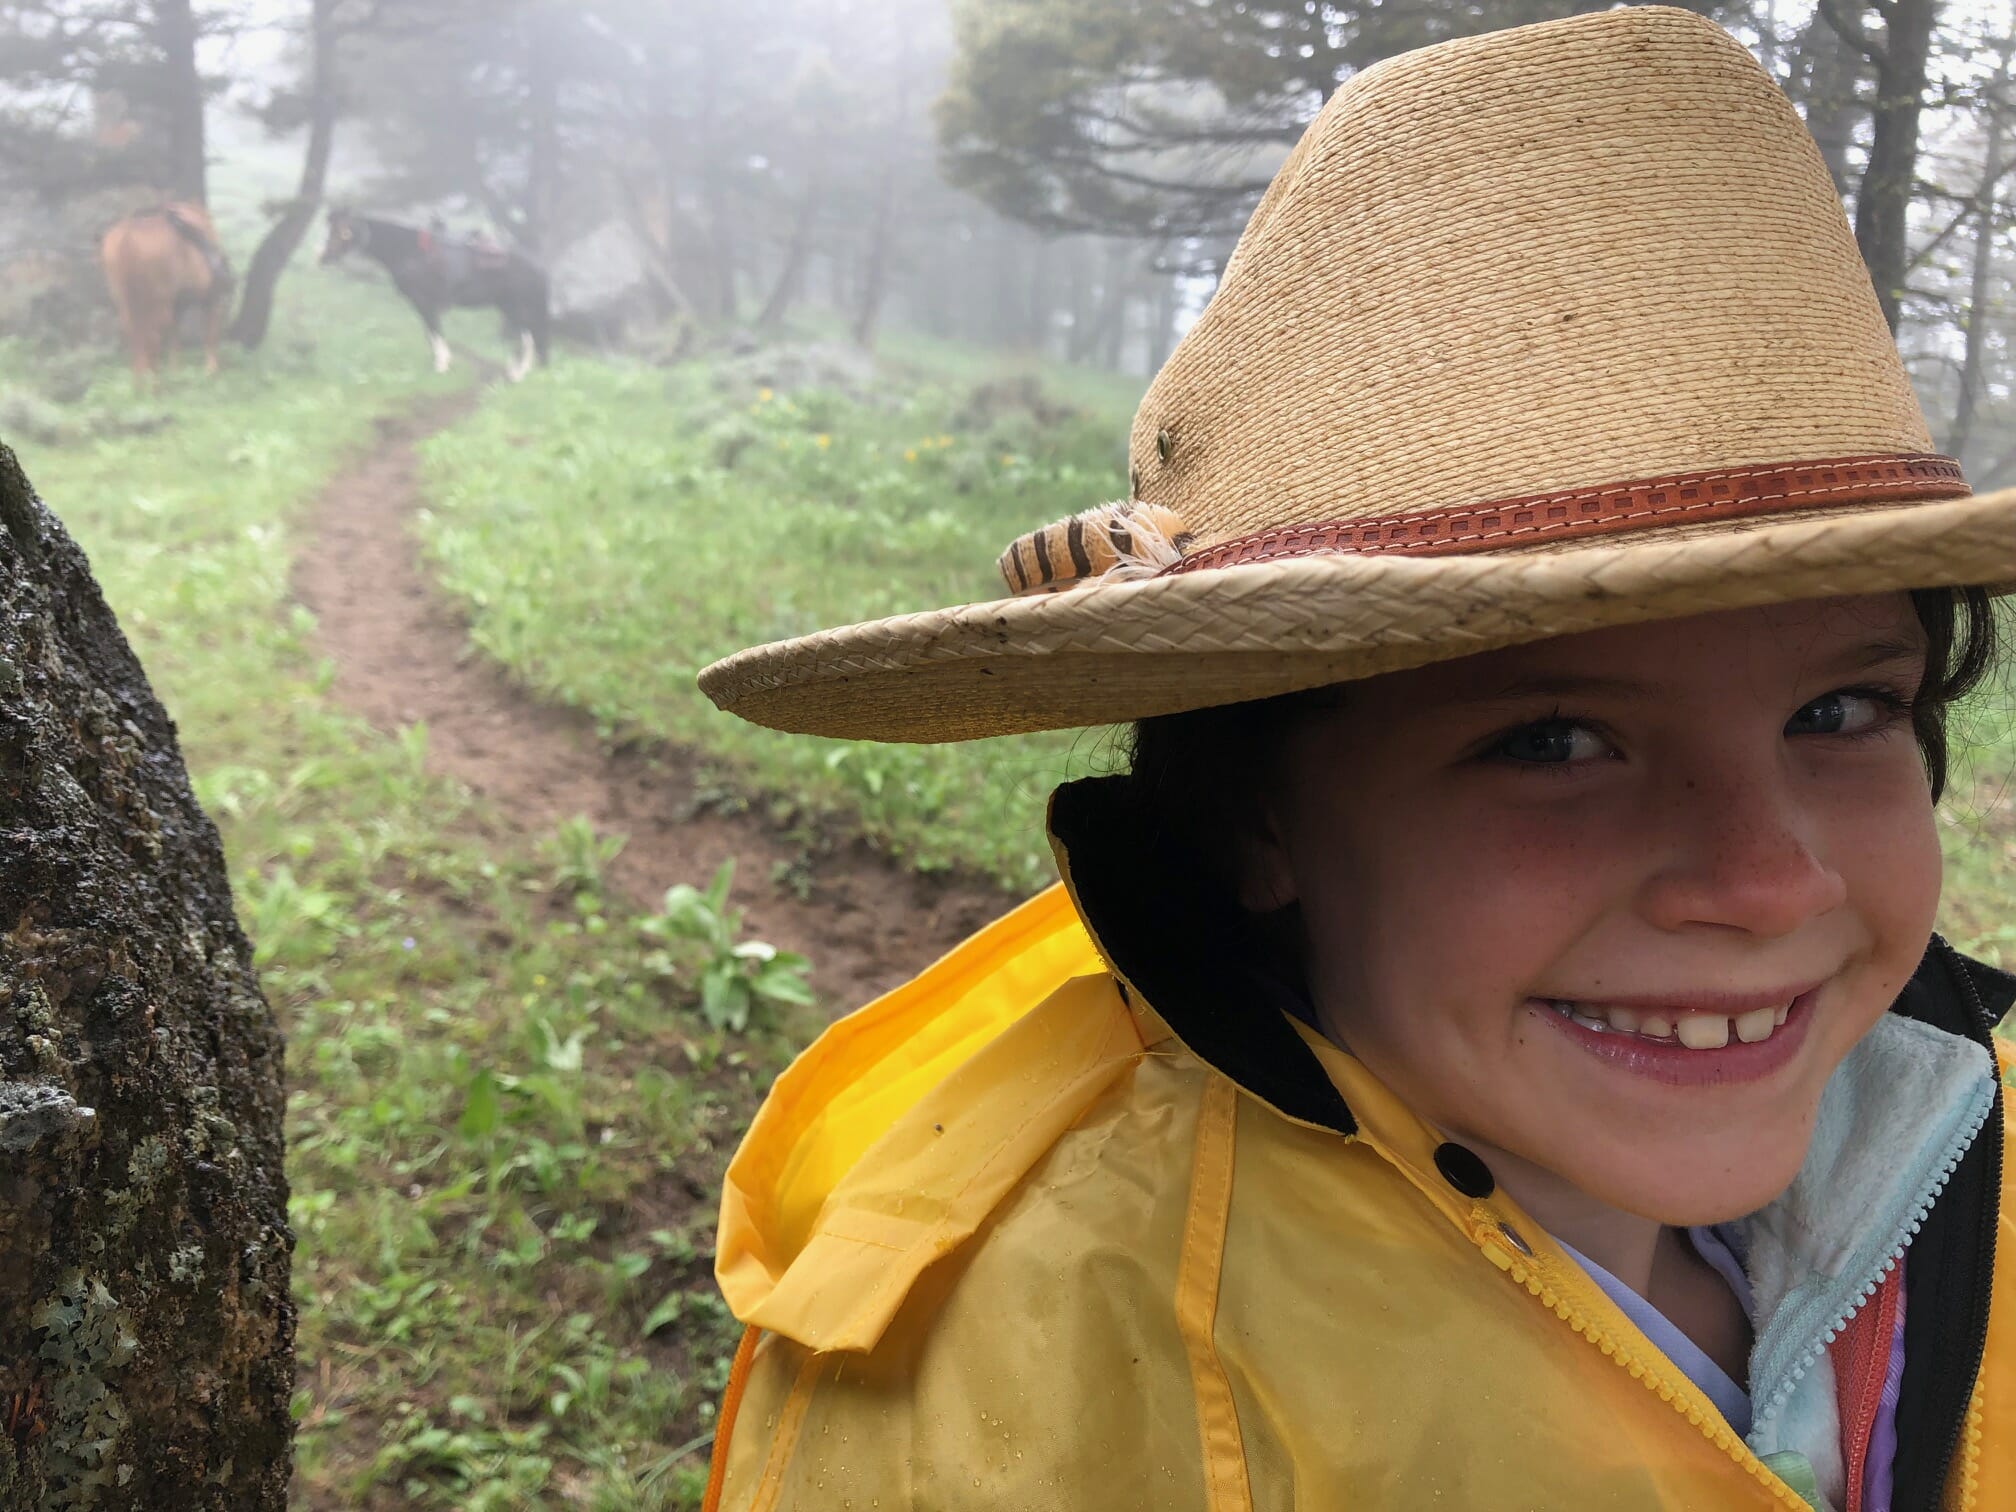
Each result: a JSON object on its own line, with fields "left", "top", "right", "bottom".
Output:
{"left": 0, "top": 0, "right": 2014, "bottom": 1508}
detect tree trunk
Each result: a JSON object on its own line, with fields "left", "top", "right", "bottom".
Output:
{"left": 525, "top": 5, "right": 562, "bottom": 263}
{"left": 758, "top": 181, "right": 822, "bottom": 333}
{"left": 1100, "top": 244, "right": 1131, "bottom": 370}
{"left": 1065, "top": 240, "right": 1094, "bottom": 361}
{"left": 1025, "top": 234, "right": 1052, "bottom": 354}
{"left": 1828, "top": 0, "right": 1942, "bottom": 330}
{"left": 1794, "top": 8, "right": 1867, "bottom": 194}
{"left": 1148, "top": 272, "right": 1179, "bottom": 373}
{"left": 851, "top": 166, "right": 898, "bottom": 349}
{"left": 155, "top": 0, "right": 207, "bottom": 203}
{"left": 694, "top": 19, "right": 738, "bottom": 323}
{"left": 1948, "top": 19, "right": 2016, "bottom": 461}
{"left": 230, "top": 0, "right": 341, "bottom": 349}
{"left": 0, "top": 450, "right": 291, "bottom": 1510}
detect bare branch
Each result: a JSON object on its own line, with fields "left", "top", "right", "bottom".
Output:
{"left": 1817, "top": 0, "right": 1892, "bottom": 72}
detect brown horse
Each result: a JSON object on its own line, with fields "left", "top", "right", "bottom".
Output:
{"left": 99, "top": 202, "right": 233, "bottom": 383}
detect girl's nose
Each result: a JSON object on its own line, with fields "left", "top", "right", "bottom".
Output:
{"left": 1635, "top": 771, "right": 1849, "bottom": 939}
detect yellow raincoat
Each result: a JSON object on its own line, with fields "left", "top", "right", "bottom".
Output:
{"left": 705, "top": 788, "right": 2016, "bottom": 1511}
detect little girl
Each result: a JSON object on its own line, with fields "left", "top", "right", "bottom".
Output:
{"left": 695, "top": 9, "right": 2016, "bottom": 1509}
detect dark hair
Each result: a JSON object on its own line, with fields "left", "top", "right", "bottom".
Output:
{"left": 1122, "top": 587, "right": 2006, "bottom": 897}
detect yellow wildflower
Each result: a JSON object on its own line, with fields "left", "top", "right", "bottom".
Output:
{"left": 904, "top": 448, "right": 919, "bottom": 463}
{"left": 815, "top": 433, "right": 832, "bottom": 449}
{"left": 757, "top": 387, "right": 774, "bottom": 402}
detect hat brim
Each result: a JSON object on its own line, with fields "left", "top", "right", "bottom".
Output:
{"left": 697, "top": 489, "right": 2016, "bottom": 743}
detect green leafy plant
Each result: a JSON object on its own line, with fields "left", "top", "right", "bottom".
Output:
{"left": 543, "top": 815, "right": 628, "bottom": 896}
{"left": 640, "top": 861, "right": 815, "bottom": 1031}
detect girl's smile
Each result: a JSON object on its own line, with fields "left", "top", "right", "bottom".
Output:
{"left": 1530, "top": 985, "right": 1818, "bottom": 1085}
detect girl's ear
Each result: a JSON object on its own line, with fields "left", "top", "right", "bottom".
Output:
{"left": 1231, "top": 796, "right": 1300, "bottom": 914}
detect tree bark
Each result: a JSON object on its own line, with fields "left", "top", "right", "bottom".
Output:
{"left": 154, "top": 0, "right": 207, "bottom": 204}
{"left": 230, "top": 0, "right": 342, "bottom": 349}
{"left": 0, "top": 449, "right": 291, "bottom": 1511}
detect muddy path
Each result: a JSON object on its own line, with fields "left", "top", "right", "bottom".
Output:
{"left": 294, "top": 389, "right": 1015, "bottom": 1011}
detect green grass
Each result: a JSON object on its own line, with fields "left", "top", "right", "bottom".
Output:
{"left": 415, "top": 346, "right": 1143, "bottom": 893}
{"left": 7, "top": 260, "right": 801, "bottom": 1509}
{"left": 1935, "top": 665, "right": 2016, "bottom": 966}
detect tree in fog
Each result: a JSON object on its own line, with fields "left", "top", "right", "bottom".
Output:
{"left": 340, "top": 0, "right": 610, "bottom": 261}
{"left": 1818, "top": 0, "right": 1946, "bottom": 330}
{"left": 0, "top": 0, "right": 223, "bottom": 202}
{"left": 937, "top": 0, "right": 1748, "bottom": 243}
{"left": 230, "top": 0, "right": 341, "bottom": 346}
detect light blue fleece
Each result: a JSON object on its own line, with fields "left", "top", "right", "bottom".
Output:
{"left": 1729, "top": 1012, "right": 1997, "bottom": 1511}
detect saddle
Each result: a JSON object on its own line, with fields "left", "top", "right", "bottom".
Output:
{"left": 159, "top": 207, "right": 233, "bottom": 286}
{"left": 418, "top": 227, "right": 514, "bottom": 275}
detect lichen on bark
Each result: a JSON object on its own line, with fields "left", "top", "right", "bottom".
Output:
{"left": 0, "top": 444, "right": 291, "bottom": 1509}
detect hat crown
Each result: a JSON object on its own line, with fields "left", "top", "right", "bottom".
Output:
{"left": 1128, "top": 6, "right": 1929, "bottom": 549}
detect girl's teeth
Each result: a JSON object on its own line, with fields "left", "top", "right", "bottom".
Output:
{"left": 1550, "top": 998, "right": 1799, "bottom": 1046}
{"left": 1674, "top": 1015, "right": 1730, "bottom": 1050}
{"left": 1734, "top": 1006, "right": 1779, "bottom": 1043}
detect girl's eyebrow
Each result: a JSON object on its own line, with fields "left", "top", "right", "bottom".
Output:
{"left": 1819, "top": 635, "right": 1930, "bottom": 676}
{"left": 1455, "top": 637, "right": 1929, "bottom": 708}
{"left": 1454, "top": 671, "right": 1659, "bottom": 706}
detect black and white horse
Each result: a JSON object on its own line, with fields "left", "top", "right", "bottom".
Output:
{"left": 321, "top": 209, "right": 551, "bottom": 381}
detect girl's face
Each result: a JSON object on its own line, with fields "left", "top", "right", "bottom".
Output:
{"left": 1248, "top": 594, "right": 1942, "bottom": 1224}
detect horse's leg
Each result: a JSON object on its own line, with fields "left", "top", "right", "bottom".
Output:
{"left": 106, "top": 276, "right": 141, "bottom": 380}
{"left": 422, "top": 308, "right": 452, "bottom": 374}
{"left": 158, "top": 301, "right": 179, "bottom": 375}
{"left": 202, "top": 292, "right": 223, "bottom": 376}
{"left": 505, "top": 320, "right": 534, "bottom": 383}
{"left": 135, "top": 314, "right": 166, "bottom": 393}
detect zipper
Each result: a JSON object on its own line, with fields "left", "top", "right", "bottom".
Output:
{"left": 1750, "top": 1076, "right": 1995, "bottom": 1439}
{"left": 1903, "top": 939, "right": 2004, "bottom": 1512}
{"left": 1835, "top": 1274, "right": 1899, "bottom": 1512}
{"left": 1477, "top": 1231, "right": 1813, "bottom": 1507}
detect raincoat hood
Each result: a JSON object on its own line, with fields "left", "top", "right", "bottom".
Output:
{"left": 715, "top": 883, "right": 1127, "bottom": 1352}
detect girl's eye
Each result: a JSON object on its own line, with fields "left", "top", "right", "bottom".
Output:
{"left": 1785, "top": 689, "right": 1900, "bottom": 737}
{"left": 1491, "top": 719, "right": 1610, "bottom": 766}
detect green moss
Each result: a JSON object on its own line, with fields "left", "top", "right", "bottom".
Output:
{"left": 31, "top": 1273, "right": 139, "bottom": 1510}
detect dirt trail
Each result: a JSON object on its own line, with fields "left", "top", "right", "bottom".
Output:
{"left": 294, "top": 391, "right": 1013, "bottom": 1010}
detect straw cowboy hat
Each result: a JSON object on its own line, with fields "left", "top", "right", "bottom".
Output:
{"left": 700, "top": 5, "right": 2016, "bottom": 744}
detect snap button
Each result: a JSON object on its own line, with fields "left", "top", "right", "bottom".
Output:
{"left": 1496, "top": 1221, "right": 1533, "bottom": 1257}
{"left": 1433, "top": 1141, "right": 1494, "bottom": 1199}
{"left": 1155, "top": 428, "right": 1173, "bottom": 463}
